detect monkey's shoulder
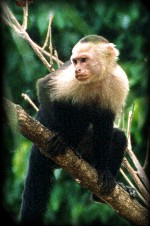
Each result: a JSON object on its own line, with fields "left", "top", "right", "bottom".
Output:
{"left": 36, "top": 61, "right": 73, "bottom": 104}
{"left": 97, "top": 65, "right": 129, "bottom": 114}
{"left": 37, "top": 61, "right": 71, "bottom": 87}
{"left": 111, "top": 65, "right": 129, "bottom": 94}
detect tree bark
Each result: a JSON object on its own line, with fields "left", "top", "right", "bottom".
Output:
{"left": 3, "top": 98, "right": 149, "bottom": 226}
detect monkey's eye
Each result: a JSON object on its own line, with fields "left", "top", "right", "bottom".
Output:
{"left": 72, "top": 59, "right": 77, "bottom": 65}
{"left": 81, "top": 58, "right": 87, "bottom": 63}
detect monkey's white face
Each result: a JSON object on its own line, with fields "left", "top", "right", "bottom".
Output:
{"left": 71, "top": 53, "right": 91, "bottom": 81}
{"left": 71, "top": 44, "right": 102, "bottom": 83}
{"left": 50, "top": 39, "right": 128, "bottom": 113}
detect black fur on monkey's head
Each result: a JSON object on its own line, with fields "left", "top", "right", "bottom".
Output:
{"left": 79, "top": 35, "right": 109, "bottom": 44}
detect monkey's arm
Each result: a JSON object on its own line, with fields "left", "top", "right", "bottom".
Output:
{"left": 36, "top": 69, "right": 71, "bottom": 156}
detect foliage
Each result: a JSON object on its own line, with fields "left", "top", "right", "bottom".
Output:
{"left": 2, "top": 0, "right": 149, "bottom": 225}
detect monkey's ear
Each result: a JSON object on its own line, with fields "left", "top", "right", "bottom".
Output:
{"left": 105, "top": 43, "right": 119, "bottom": 59}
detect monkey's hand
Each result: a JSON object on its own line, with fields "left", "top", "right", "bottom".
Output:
{"left": 118, "top": 182, "right": 137, "bottom": 199}
{"left": 97, "top": 169, "right": 116, "bottom": 195}
{"left": 48, "top": 133, "right": 67, "bottom": 157}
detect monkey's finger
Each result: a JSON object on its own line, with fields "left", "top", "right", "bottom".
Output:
{"left": 49, "top": 134, "right": 67, "bottom": 156}
{"left": 98, "top": 171, "right": 116, "bottom": 195}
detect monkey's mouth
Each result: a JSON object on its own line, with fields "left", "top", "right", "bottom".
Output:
{"left": 75, "top": 74, "right": 89, "bottom": 81}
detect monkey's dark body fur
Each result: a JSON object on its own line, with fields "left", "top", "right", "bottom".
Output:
{"left": 20, "top": 62, "right": 127, "bottom": 225}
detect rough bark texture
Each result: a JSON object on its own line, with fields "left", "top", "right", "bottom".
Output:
{"left": 3, "top": 98, "right": 149, "bottom": 226}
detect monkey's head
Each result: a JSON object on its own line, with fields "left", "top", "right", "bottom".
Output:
{"left": 71, "top": 35, "right": 119, "bottom": 83}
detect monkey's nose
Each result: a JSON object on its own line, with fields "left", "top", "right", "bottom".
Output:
{"left": 75, "top": 68, "right": 81, "bottom": 74}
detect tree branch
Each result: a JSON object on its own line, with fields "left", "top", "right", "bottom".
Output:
{"left": 3, "top": 97, "right": 149, "bottom": 226}
{"left": 0, "top": 1, "right": 63, "bottom": 71}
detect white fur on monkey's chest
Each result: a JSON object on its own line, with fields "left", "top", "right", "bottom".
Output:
{"left": 50, "top": 65, "right": 102, "bottom": 103}
{"left": 50, "top": 64, "right": 129, "bottom": 115}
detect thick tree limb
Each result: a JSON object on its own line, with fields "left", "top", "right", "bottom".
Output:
{"left": 3, "top": 98, "right": 149, "bottom": 226}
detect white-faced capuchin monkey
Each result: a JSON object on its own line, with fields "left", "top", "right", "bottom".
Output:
{"left": 20, "top": 35, "right": 136, "bottom": 225}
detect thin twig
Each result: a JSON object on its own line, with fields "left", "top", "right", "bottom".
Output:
{"left": 127, "top": 103, "right": 135, "bottom": 139}
{"left": 1, "top": 1, "right": 21, "bottom": 29}
{"left": 21, "top": 93, "right": 39, "bottom": 112}
{"left": 22, "top": 0, "right": 28, "bottom": 30}
{"left": 123, "top": 158, "right": 150, "bottom": 202}
{"left": 127, "top": 144, "right": 150, "bottom": 191}
{"left": 42, "top": 14, "right": 52, "bottom": 49}
{"left": 48, "top": 14, "right": 53, "bottom": 66}
{"left": 125, "top": 102, "right": 150, "bottom": 191}
{"left": 1, "top": 14, "right": 20, "bottom": 32}
{"left": 54, "top": 49, "right": 61, "bottom": 68}
{"left": 39, "top": 46, "right": 63, "bottom": 66}
{"left": 1, "top": 1, "right": 63, "bottom": 70}
{"left": 120, "top": 168, "right": 149, "bottom": 208}
{"left": 23, "top": 32, "right": 52, "bottom": 71}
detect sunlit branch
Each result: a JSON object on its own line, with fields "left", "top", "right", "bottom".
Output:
{"left": 49, "top": 15, "right": 54, "bottom": 67}
{"left": 1, "top": 1, "right": 21, "bottom": 30}
{"left": 0, "top": 1, "right": 63, "bottom": 71}
{"left": 22, "top": 0, "right": 28, "bottom": 30}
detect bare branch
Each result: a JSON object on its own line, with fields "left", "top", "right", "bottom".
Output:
{"left": 125, "top": 103, "right": 150, "bottom": 191}
{"left": 0, "top": 1, "right": 63, "bottom": 70}
{"left": 120, "top": 168, "right": 148, "bottom": 207}
{"left": 42, "top": 14, "right": 53, "bottom": 51}
{"left": 127, "top": 144, "right": 150, "bottom": 191}
{"left": 123, "top": 158, "right": 150, "bottom": 203}
{"left": 54, "top": 49, "right": 61, "bottom": 68}
{"left": 3, "top": 98, "right": 149, "bottom": 226}
{"left": 1, "top": 1, "right": 22, "bottom": 30}
{"left": 21, "top": 93, "right": 39, "bottom": 112}
{"left": 22, "top": 32, "right": 52, "bottom": 71}
{"left": 127, "top": 103, "right": 135, "bottom": 139}
{"left": 38, "top": 46, "right": 63, "bottom": 66}
{"left": 49, "top": 14, "right": 54, "bottom": 66}
{"left": 22, "top": 0, "right": 28, "bottom": 30}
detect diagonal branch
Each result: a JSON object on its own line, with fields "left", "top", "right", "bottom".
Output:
{"left": 0, "top": 1, "right": 63, "bottom": 71}
{"left": 3, "top": 97, "right": 149, "bottom": 226}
